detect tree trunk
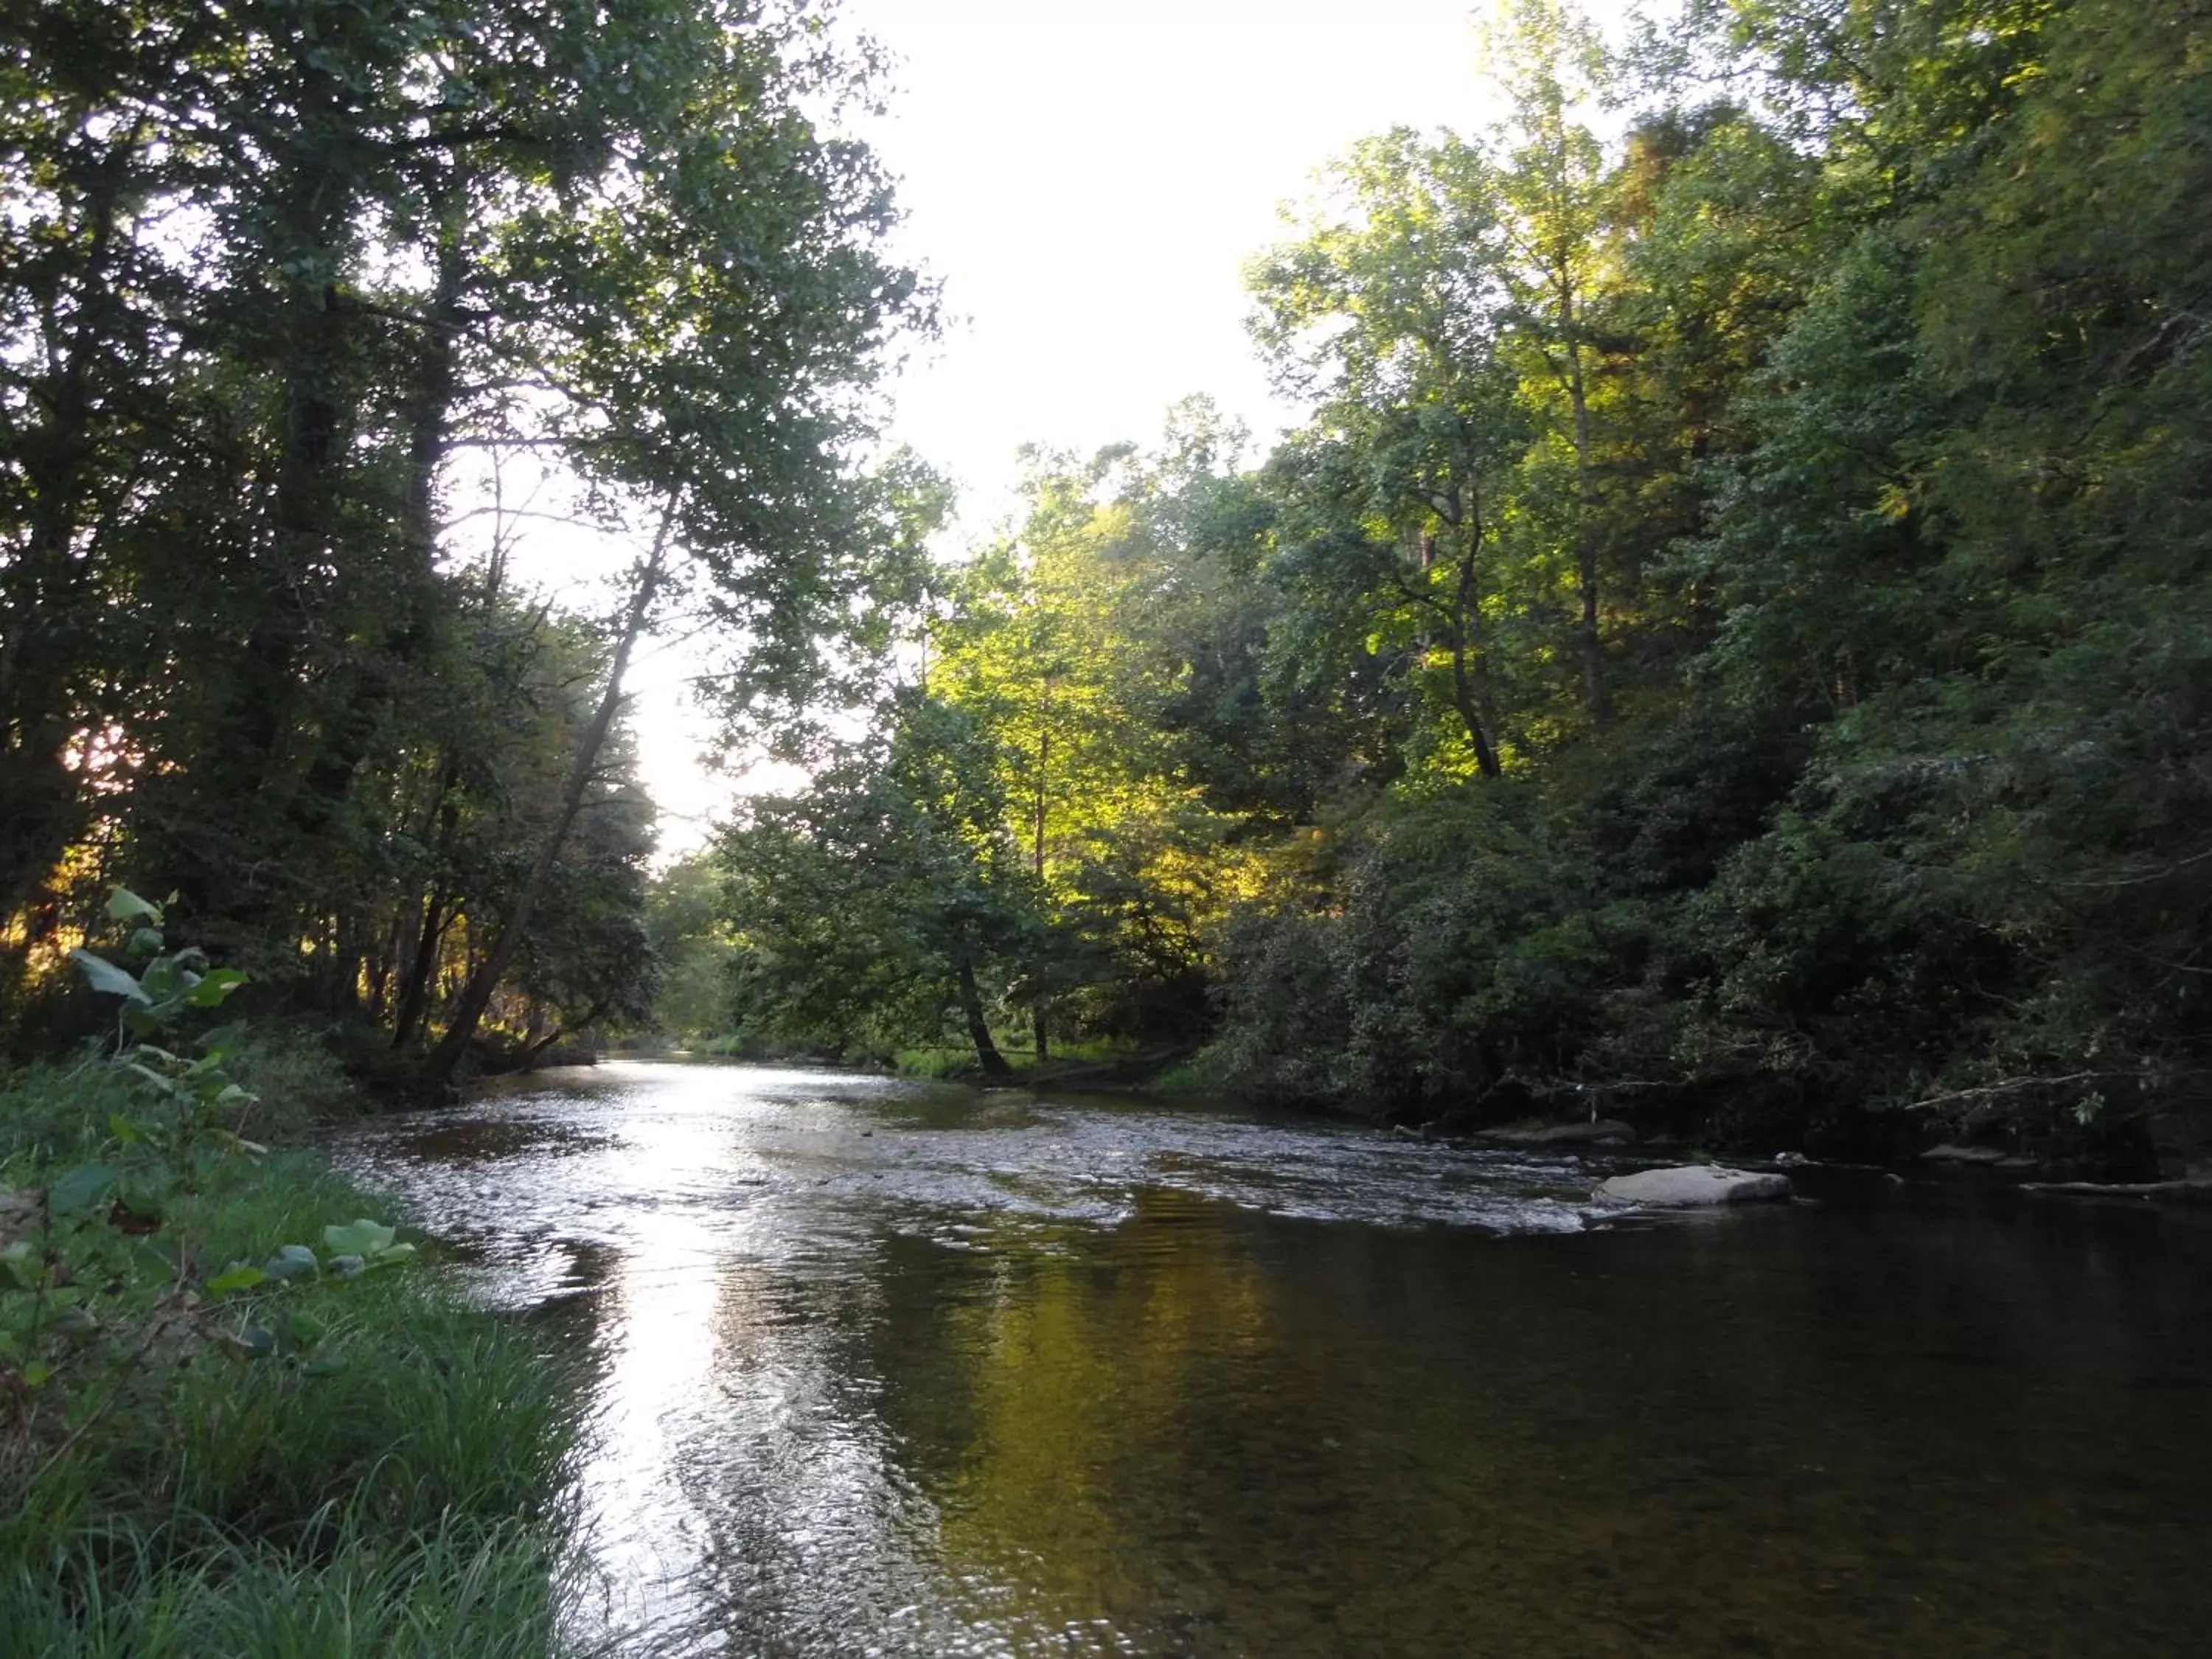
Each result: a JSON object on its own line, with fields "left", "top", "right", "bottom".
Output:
{"left": 1561, "top": 283, "right": 1607, "bottom": 726}
{"left": 398, "top": 177, "right": 467, "bottom": 580}
{"left": 390, "top": 756, "right": 464, "bottom": 1046}
{"left": 956, "top": 950, "right": 1010, "bottom": 1077}
{"left": 1032, "top": 714, "right": 1049, "bottom": 1062}
{"left": 1450, "top": 652, "right": 1503, "bottom": 779}
{"left": 422, "top": 502, "right": 675, "bottom": 1084}
{"left": 0, "top": 140, "right": 131, "bottom": 920}
{"left": 1447, "top": 498, "right": 1503, "bottom": 779}
{"left": 389, "top": 889, "right": 452, "bottom": 1048}
{"left": 521, "top": 999, "right": 604, "bottom": 1071}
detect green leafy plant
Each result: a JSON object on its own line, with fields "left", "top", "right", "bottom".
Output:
{"left": 2, "top": 891, "right": 414, "bottom": 1444}
{"left": 69, "top": 887, "right": 248, "bottom": 1039}
{"left": 44, "top": 889, "right": 260, "bottom": 1215}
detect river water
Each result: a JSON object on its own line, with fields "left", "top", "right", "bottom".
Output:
{"left": 333, "top": 1060, "right": 2212, "bottom": 1658}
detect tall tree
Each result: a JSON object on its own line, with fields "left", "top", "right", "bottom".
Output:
{"left": 2, "top": 1, "right": 929, "bottom": 1067}
{"left": 1247, "top": 131, "right": 1530, "bottom": 778}
{"left": 1486, "top": 0, "right": 1616, "bottom": 723}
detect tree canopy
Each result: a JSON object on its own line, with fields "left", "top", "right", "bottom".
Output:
{"left": 700, "top": 0, "right": 2212, "bottom": 1169}
{"left": 1, "top": 0, "right": 929, "bottom": 1074}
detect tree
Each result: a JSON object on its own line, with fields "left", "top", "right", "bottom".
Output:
{"left": 1485, "top": 0, "right": 1617, "bottom": 722}
{"left": 0, "top": 1, "right": 931, "bottom": 1071}
{"left": 644, "top": 853, "right": 740, "bottom": 1044}
{"left": 1247, "top": 131, "right": 1530, "bottom": 778}
{"left": 721, "top": 695, "right": 1036, "bottom": 1074}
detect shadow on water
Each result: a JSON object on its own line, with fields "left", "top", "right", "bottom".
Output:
{"left": 333, "top": 1062, "right": 2212, "bottom": 1657}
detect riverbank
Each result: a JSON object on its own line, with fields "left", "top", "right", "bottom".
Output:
{"left": 0, "top": 1047, "right": 587, "bottom": 1658}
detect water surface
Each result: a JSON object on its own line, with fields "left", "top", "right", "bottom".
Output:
{"left": 334, "top": 1061, "right": 2212, "bottom": 1657}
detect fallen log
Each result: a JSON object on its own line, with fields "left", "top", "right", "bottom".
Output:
{"left": 2019, "top": 1178, "right": 2212, "bottom": 1200}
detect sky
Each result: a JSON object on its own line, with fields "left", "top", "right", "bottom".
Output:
{"left": 841, "top": 0, "right": 1512, "bottom": 518}
{"left": 597, "top": 1, "right": 1631, "bottom": 855}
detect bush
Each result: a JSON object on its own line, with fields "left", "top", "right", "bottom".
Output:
{"left": 0, "top": 901, "right": 588, "bottom": 1655}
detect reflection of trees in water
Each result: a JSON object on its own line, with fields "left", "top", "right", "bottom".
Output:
{"left": 854, "top": 1194, "right": 1514, "bottom": 1655}
{"left": 342, "top": 1074, "right": 2212, "bottom": 1657}
{"left": 821, "top": 1194, "right": 2212, "bottom": 1657}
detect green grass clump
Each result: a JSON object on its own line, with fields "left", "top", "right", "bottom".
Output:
{"left": 891, "top": 1046, "right": 969, "bottom": 1079}
{"left": 0, "top": 1062, "right": 591, "bottom": 1659}
{"left": 893, "top": 1034, "right": 1153, "bottom": 1081}
{"left": 0, "top": 1517, "right": 574, "bottom": 1659}
{"left": 1147, "top": 1060, "right": 1215, "bottom": 1097}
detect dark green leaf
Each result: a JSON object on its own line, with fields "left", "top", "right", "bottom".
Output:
{"left": 105, "top": 888, "right": 162, "bottom": 925}
{"left": 133, "top": 1237, "right": 183, "bottom": 1280}
{"left": 48, "top": 1164, "right": 116, "bottom": 1218}
{"left": 69, "top": 950, "right": 147, "bottom": 1003}
{"left": 284, "top": 1310, "right": 327, "bottom": 1348}
{"left": 0, "top": 1242, "right": 44, "bottom": 1291}
{"left": 262, "top": 1244, "right": 319, "bottom": 1281}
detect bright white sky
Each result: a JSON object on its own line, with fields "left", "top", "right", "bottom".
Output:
{"left": 844, "top": 0, "right": 1507, "bottom": 518}
{"left": 597, "top": 0, "right": 1635, "bottom": 855}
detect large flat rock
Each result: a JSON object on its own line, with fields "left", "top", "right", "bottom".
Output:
{"left": 1920, "top": 1143, "right": 2008, "bottom": 1164}
{"left": 1592, "top": 1165, "right": 1793, "bottom": 1208}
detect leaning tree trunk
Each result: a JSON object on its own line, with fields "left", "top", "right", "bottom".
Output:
{"left": 422, "top": 504, "right": 674, "bottom": 1085}
{"left": 1446, "top": 495, "right": 1503, "bottom": 779}
{"left": 955, "top": 948, "right": 1011, "bottom": 1077}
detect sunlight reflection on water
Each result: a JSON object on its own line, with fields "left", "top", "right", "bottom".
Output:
{"left": 333, "top": 1061, "right": 2212, "bottom": 1658}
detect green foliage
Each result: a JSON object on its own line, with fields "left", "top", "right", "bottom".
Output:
{"left": 717, "top": 417, "right": 1274, "bottom": 1068}
{"left": 720, "top": 689, "right": 1038, "bottom": 1067}
{"left": 0, "top": 947, "right": 584, "bottom": 1654}
{"left": 709, "top": 0, "right": 2212, "bottom": 1169}
{"left": 0, "top": 1517, "right": 575, "bottom": 1659}
{"left": 1, "top": 894, "right": 430, "bottom": 1486}
{"left": 642, "top": 854, "right": 742, "bottom": 1044}
{"left": 1189, "top": 0, "right": 2212, "bottom": 1162}
{"left": 2, "top": 0, "right": 927, "bottom": 1076}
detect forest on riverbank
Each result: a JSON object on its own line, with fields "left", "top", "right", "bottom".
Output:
{"left": 674, "top": 0, "right": 2212, "bottom": 1171}
{"left": 7, "top": 0, "right": 2211, "bottom": 1174}
{"left": 0, "top": 0, "right": 935, "bottom": 1089}
{"left": 1, "top": 0, "right": 2207, "bottom": 1639}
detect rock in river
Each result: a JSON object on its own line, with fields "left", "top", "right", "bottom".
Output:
{"left": 1477, "top": 1117, "right": 1636, "bottom": 1147}
{"left": 1919, "top": 1144, "right": 2008, "bottom": 1165}
{"left": 1593, "top": 1166, "right": 1794, "bottom": 1208}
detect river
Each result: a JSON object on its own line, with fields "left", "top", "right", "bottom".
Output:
{"left": 333, "top": 1060, "right": 2212, "bottom": 1657}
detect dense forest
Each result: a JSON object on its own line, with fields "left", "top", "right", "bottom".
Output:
{"left": 678, "top": 0, "right": 2212, "bottom": 1170}
{"left": 1, "top": 0, "right": 933, "bottom": 1082}
{"left": 7, "top": 0, "right": 2210, "bottom": 1170}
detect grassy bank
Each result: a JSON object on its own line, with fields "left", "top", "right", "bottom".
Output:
{"left": 0, "top": 1051, "right": 589, "bottom": 1658}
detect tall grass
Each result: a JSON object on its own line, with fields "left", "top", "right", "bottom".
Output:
{"left": 0, "top": 1517, "right": 578, "bottom": 1659}
{"left": 0, "top": 1060, "right": 594, "bottom": 1659}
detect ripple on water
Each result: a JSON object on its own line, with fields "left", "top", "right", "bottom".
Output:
{"left": 325, "top": 1062, "right": 2212, "bottom": 1659}
{"left": 335, "top": 1068, "right": 1615, "bottom": 1252}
